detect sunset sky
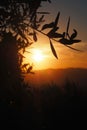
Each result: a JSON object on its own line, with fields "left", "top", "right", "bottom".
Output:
{"left": 24, "top": 0, "right": 87, "bottom": 70}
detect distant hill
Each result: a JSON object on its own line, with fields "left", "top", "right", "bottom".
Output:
{"left": 25, "top": 68, "right": 87, "bottom": 88}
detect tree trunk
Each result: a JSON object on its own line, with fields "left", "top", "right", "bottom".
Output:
{"left": 0, "top": 33, "right": 22, "bottom": 98}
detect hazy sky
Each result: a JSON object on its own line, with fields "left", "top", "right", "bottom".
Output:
{"left": 24, "top": 0, "right": 87, "bottom": 70}
{"left": 42, "top": 0, "right": 87, "bottom": 41}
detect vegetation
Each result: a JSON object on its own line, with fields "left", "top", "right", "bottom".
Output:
{"left": 0, "top": 0, "right": 83, "bottom": 128}
{"left": 0, "top": 0, "right": 50, "bottom": 117}
{"left": 0, "top": 0, "right": 81, "bottom": 80}
{"left": 0, "top": 81, "right": 87, "bottom": 128}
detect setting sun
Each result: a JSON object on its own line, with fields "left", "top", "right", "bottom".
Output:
{"left": 32, "top": 49, "right": 44, "bottom": 62}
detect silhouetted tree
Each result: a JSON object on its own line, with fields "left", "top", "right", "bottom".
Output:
{"left": 0, "top": 1, "right": 53, "bottom": 120}
{"left": 0, "top": 0, "right": 50, "bottom": 85}
{"left": 0, "top": 0, "right": 81, "bottom": 97}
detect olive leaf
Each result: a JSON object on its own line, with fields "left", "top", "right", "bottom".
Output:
{"left": 50, "top": 40, "right": 58, "bottom": 59}
{"left": 70, "top": 29, "right": 77, "bottom": 40}
{"left": 27, "top": 66, "right": 33, "bottom": 73}
{"left": 47, "top": 27, "right": 59, "bottom": 37}
{"left": 39, "top": 15, "right": 44, "bottom": 22}
{"left": 66, "top": 16, "right": 70, "bottom": 38}
{"left": 72, "top": 39, "right": 81, "bottom": 43}
{"left": 54, "top": 12, "right": 60, "bottom": 28}
{"left": 22, "top": 63, "right": 29, "bottom": 69}
{"left": 52, "top": 33, "right": 63, "bottom": 38}
{"left": 37, "top": 12, "right": 50, "bottom": 14}
{"left": 41, "top": 12, "right": 60, "bottom": 31}
{"left": 41, "top": 22, "right": 54, "bottom": 30}
{"left": 33, "top": 31, "right": 37, "bottom": 42}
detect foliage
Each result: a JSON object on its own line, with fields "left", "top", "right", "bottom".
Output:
{"left": 41, "top": 12, "right": 81, "bottom": 59}
{"left": 0, "top": 0, "right": 81, "bottom": 63}
{"left": 0, "top": 0, "right": 53, "bottom": 82}
{"left": 0, "top": 0, "right": 51, "bottom": 50}
{"left": 0, "top": 1, "right": 83, "bottom": 127}
{"left": 0, "top": 1, "right": 52, "bottom": 124}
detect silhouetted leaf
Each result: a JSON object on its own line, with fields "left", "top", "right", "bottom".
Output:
{"left": 66, "top": 16, "right": 70, "bottom": 38}
{"left": 33, "top": 31, "right": 37, "bottom": 42}
{"left": 27, "top": 66, "right": 33, "bottom": 73}
{"left": 37, "top": 12, "right": 50, "bottom": 14}
{"left": 47, "top": 27, "right": 59, "bottom": 37}
{"left": 17, "top": 28, "right": 28, "bottom": 42}
{"left": 39, "top": 15, "right": 44, "bottom": 22}
{"left": 54, "top": 12, "right": 60, "bottom": 27}
{"left": 65, "top": 45, "right": 82, "bottom": 51}
{"left": 72, "top": 39, "right": 81, "bottom": 43}
{"left": 59, "top": 37, "right": 81, "bottom": 45}
{"left": 49, "top": 32, "right": 63, "bottom": 38}
{"left": 22, "top": 63, "right": 29, "bottom": 69}
{"left": 30, "top": 12, "right": 36, "bottom": 22}
{"left": 50, "top": 40, "right": 58, "bottom": 59}
{"left": 41, "top": 22, "right": 54, "bottom": 30}
{"left": 58, "top": 38, "right": 82, "bottom": 51}
{"left": 70, "top": 29, "right": 77, "bottom": 40}
{"left": 58, "top": 38, "right": 69, "bottom": 45}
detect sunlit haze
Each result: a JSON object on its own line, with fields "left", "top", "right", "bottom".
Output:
{"left": 32, "top": 49, "right": 45, "bottom": 62}
{"left": 23, "top": 0, "right": 87, "bottom": 70}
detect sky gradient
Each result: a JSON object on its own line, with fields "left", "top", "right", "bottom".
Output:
{"left": 24, "top": 0, "right": 87, "bottom": 70}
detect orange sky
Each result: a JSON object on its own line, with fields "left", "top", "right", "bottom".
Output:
{"left": 23, "top": 33, "right": 87, "bottom": 70}
{"left": 23, "top": 0, "right": 87, "bottom": 70}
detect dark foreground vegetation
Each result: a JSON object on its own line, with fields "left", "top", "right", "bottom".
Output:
{"left": 0, "top": 0, "right": 84, "bottom": 129}
{"left": 0, "top": 81, "right": 87, "bottom": 128}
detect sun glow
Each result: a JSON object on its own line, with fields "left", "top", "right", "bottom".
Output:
{"left": 32, "top": 49, "right": 45, "bottom": 62}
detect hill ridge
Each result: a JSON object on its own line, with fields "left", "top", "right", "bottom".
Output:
{"left": 25, "top": 68, "right": 87, "bottom": 88}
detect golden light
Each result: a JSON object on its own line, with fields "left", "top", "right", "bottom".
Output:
{"left": 32, "top": 49, "right": 45, "bottom": 62}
